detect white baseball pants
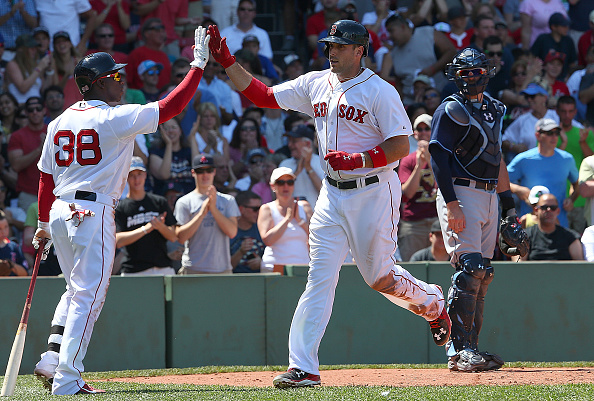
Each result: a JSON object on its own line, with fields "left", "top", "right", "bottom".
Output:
{"left": 288, "top": 170, "right": 444, "bottom": 375}
{"left": 47, "top": 198, "right": 115, "bottom": 395}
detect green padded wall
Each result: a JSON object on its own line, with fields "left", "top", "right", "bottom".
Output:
{"left": 0, "top": 276, "right": 166, "bottom": 374}
{"left": 165, "top": 274, "right": 268, "bottom": 368}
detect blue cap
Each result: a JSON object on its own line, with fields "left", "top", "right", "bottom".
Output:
{"left": 137, "top": 60, "right": 163, "bottom": 76}
{"left": 521, "top": 83, "right": 548, "bottom": 97}
{"left": 129, "top": 156, "right": 146, "bottom": 172}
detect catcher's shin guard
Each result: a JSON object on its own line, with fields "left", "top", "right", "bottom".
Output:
{"left": 471, "top": 259, "right": 494, "bottom": 350}
{"left": 448, "top": 253, "right": 485, "bottom": 351}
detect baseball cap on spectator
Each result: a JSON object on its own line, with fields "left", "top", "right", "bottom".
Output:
{"left": 246, "top": 148, "right": 267, "bottom": 162}
{"left": 165, "top": 181, "right": 184, "bottom": 194}
{"left": 285, "top": 124, "right": 315, "bottom": 141}
{"left": 430, "top": 219, "right": 442, "bottom": 233}
{"left": 269, "top": 167, "right": 296, "bottom": 185}
{"left": 16, "top": 34, "right": 38, "bottom": 48}
{"left": 434, "top": 22, "right": 450, "bottom": 33}
{"left": 544, "top": 49, "right": 566, "bottom": 64}
{"left": 549, "top": 12, "right": 570, "bottom": 27}
{"left": 413, "top": 113, "right": 432, "bottom": 130}
{"left": 33, "top": 26, "right": 49, "bottom": 37}
{"left": 447, "top": 6, "right": 466, "bottom": 20}
{"left": 283, "top": 53, "right": 301, "bottom": 68}
{"left": 413, "top": 74, "right": 432, "bottom": 86}
{"left": 520, "top": 83, "right": 548, "bottom": 97}
{"left": 535, "top": 118, "right": 560, "bottom": 132}
{"left": 129, "top": 156, "right": 146, "bottom": 172}
{"left": 242, "top": 34, "right": 259, "bottom": 45}
{"left": 192, "top": 154, "right": 214, "bottom": 169}
{"left": 138, "top": 60, "right": 163, "bottom": 76}
{"left": 25, "top": 96, "right": 43, "bottom": 108}
{"left": 528, "top": 185, "right": 550, "bottom": 205}
{"left": 53, "top": 31, "right": 71, "bottom": 42}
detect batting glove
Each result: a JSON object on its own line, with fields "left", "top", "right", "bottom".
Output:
{"left": 324, "top": 149, "right": 364, "bottom": 171}
{"left": 190, "top": 26, "right": 210, "bottom": 70}
{"left": 33, "top": 222, "right": 52, "bottom": 261}
{"left": 207, "top": 25, "right": 236, "bottom": 68}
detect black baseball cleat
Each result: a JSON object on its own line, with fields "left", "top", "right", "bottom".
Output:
{"left": 75, "top": 383, "right": 106, "bottom": 394}
{"left": 273, "top": 368, "right": 321, "bottom": 388}
{"left": 429, "top": 307, "right": 451, "bottom": 346}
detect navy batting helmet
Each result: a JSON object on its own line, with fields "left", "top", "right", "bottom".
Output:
{"left": 74, "top": 52, "right": 126, "bottom": 95}
{"left": 318, "top": 20, "right": 369, "bottom": 58}
{"left": 446, "top": 48, "right": 496, "bottom": 101}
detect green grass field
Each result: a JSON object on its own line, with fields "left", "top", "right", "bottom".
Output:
{"left": 4, "top": 363, "right": 594, "bottom": 400}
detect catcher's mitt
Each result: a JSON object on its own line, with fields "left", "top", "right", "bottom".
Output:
{"left": 0, "top": 259, "right": 13, "bottom": 276}
{"left": 498, "top": 215, "right": 530, "bottom": 257}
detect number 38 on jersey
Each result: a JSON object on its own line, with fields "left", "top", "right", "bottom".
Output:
{"left": 54, "top": 129, "right": 103, "bottom": 167}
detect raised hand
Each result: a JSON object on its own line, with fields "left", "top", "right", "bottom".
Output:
{"left": 324, "top": 149, "right": 363, "bottom": 171}
{"left": 190, "top": 26, "right": 210, "bottom": 69}
{"left": 207, "top": 25, "right": 235, "bottom": 68}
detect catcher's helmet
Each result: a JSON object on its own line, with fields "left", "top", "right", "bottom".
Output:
{"left": 74, "top": 52, "right": 126, "bottom": 95}
{"left": 446, "top": 48, "right": 496, "bottom": 101}
{"left": 318, "top": 20, "right": 369, "bottom": 58}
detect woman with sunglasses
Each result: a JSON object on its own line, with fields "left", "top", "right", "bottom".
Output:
{"left": 89, "top": 0, "right": 131, "bottom": 52}
{"left": 258, "top": 167, "right": 312, "bottom": 274}
{"left": 192, "top": 101, "right": 230, "bottom": 161}
{"left": 5, "top": 34, "right": 53, "bottom": 104}
{"left": 149, "top": 117, "right": 199, "bottom": 196}
{"left": 229, "top": 116, "right": 265, "bottom": 178}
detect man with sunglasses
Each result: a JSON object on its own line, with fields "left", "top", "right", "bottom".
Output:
{"left": 430, "top": 48, "right": 526, "bottom": 372}
{"left": 220, "top": 0, "right": 273, "bottom": 61}
{"left": 31, "top": 26, "right": 211, "bottom": 395}
{"left": 127, "top": 18, "right": 172, "bottom": 91}
{"left": 7, "top": 96, "right": 47, "bottom": 212}
{"left": 174, "top": 154, "right": 240, "bottom": 274}
{"left": 522, "top": 193, "right": 583, "bottom": 260}
{"left": 138, "top": 59, "right": 164, "bottom": 102}
{"left": 208, "top": 20, "right": 451, "bottom": 388}
{"left": 230, "top": 190, "right": 265, "bottom": 273}
{"left": 398, "top": 113, "right": 438, "bottom": 261}
{"left": 508, "top": 118, "right": 580, "bottom": 229}
{"left": 86, "top": 23, "right": 128, "bottom": 64}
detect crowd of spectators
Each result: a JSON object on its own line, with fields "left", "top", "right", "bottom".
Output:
{"left": 1, "top": 0, "right": 594, "bottom": 276}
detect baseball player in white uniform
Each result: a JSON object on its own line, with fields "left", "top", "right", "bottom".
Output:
{"left": 31, "top": 28, "right": 211, "bottom": 395}
{"left": 208, "top": 20, "right": 451, "bottom": 388}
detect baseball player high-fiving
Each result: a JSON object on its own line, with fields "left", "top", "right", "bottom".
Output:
{"left": 31, "top": 27, "right": 210, "bottom": 395}
{"left": 207, "top": 20, "right": 451, "bottom": 389}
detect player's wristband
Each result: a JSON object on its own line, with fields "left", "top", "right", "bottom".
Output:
{"left": 366, "top": 146, "right": 387, "bottom": 168}
{"left": 220, "top": 55, "right": 236, "bottom": 69}
{"left": 498, "top": 190, "right": 516, "bottom": 217}
{"left": 38, "top": 221, "right": 50, "bottom": 232}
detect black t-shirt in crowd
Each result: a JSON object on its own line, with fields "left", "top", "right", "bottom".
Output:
{"left": 115, "top": 193, "right": 177, "bottom": 273}
{"left": 525, "top": 224, "right": 580, "bottom": 260}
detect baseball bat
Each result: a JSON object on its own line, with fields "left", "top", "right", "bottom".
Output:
{"left": 1, "top": 239, "right": 47, "bottom": 397}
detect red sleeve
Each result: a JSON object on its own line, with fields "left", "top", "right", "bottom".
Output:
{"left": 240, "top": 77, "right": 280, "bottom": 109}
{"left": 38, "top": 172, "right": 55, "bottom": 223}
{"left": 157, "top": 67, "right": 204, "bottom": 124}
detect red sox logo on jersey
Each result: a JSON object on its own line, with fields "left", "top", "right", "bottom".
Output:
{"left": 313, "top": 102, "right": 368, "bottom": 124}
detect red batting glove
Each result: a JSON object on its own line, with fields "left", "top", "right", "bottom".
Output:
{"left": 324, "top": 149, "right": 363, "bottom": 171}
{"left": 207, "top": 25, "right": 236, "bottom": 68}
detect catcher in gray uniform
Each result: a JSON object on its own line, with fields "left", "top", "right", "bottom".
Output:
{"left": 428, "top": 48, "right": 529, "bottom": 372}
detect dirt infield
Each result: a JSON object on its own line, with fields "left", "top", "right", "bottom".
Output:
{"left": 106, "top": 367, "right": 594, "bottom": 387}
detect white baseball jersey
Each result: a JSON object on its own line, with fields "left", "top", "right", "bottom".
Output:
{"left": 273, "top": 68, "right": 412, "bottom": 180}
{"left": 38, "top": 100, "right": 159, "bottom": 199}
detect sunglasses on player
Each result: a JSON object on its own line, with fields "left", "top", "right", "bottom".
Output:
{"left": 455, "top": 68, "right": 487, "bottom": 79}
{"left": 93, "top": 71, "right": 121, "bottom": 84}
